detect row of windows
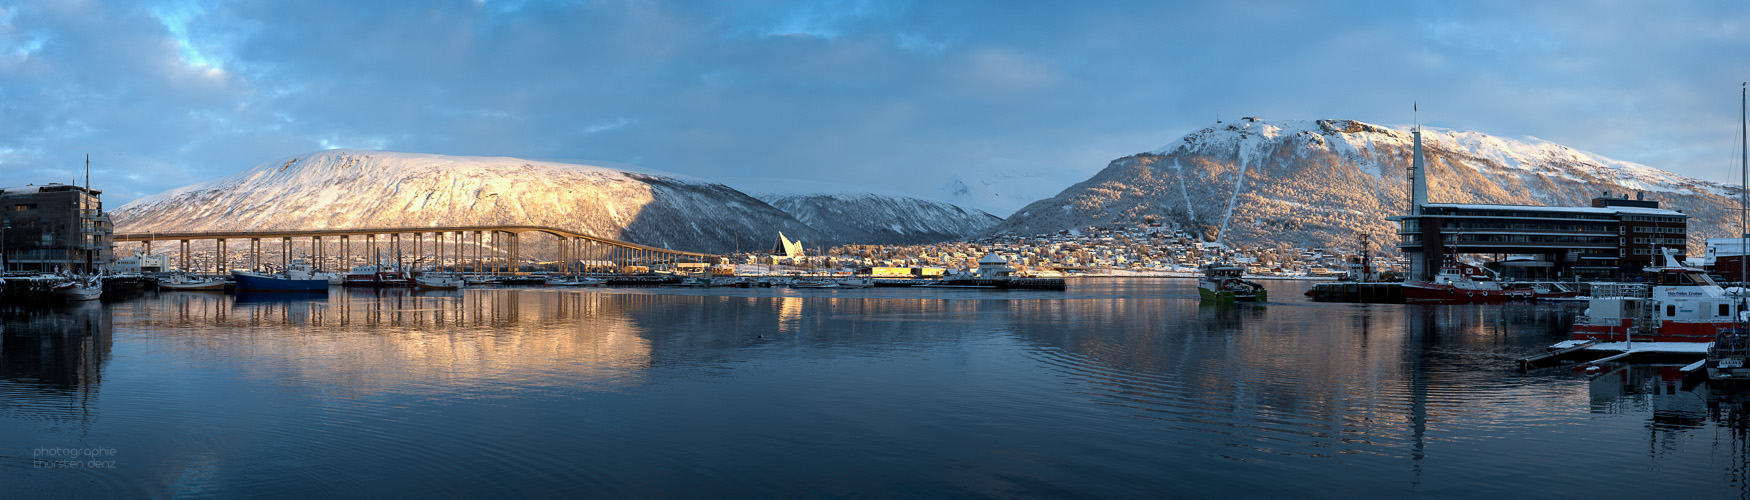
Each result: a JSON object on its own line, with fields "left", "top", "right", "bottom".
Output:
{"left": 1631, "top": 237, "right": 1686, "bottom": 245}
{"left": 1631, "top": 226, "right": 1685, "bottom": 234}
{"left": 1422, "top": 209, "right": 1619, "bottom": 221}
{"left": 1623, "top": 215, "right": 1685, "bottom": 223}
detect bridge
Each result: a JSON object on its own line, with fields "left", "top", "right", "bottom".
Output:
{"left": 112, "top": 225, "right": 720, "bottom": 274}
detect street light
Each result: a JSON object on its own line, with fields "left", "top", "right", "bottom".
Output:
{"left": 1, "top": 219, "right": 9, "bottom": 275}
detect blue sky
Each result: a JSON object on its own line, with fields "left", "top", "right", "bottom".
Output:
{"left": 3, "top": 0, "right": 1749, "bottom": 206}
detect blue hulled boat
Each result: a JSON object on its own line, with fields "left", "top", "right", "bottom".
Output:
{"left": 232, "top": 271, "right": 330, "bottom": 292}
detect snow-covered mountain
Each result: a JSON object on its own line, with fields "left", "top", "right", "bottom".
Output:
{"left": 111, "top": 150, "right": 827, "bottom": 254}
{"left": 112, "top": 150, "right": 1002, "bottom": 254}
{"left": 932, "top": 158, "right": 1090, "bottom": 217}
{"left": 758, "top": 192, "right": 1000, "bottom": 245}
{"left": 990, "top": 118, "right": 1741, "bottom": 253}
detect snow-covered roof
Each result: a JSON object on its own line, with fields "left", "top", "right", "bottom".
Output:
{"left": 1420, "top": 203, "right": 1684, "bottom": 216}
{"left": 0, "top": 183, "right": 99, "bottom": 196}
{"left": 978, "top": 253, "right": 1008, "bottom": 265}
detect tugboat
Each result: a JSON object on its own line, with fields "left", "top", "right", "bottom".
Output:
{"left": 1400, "top": 254, "right": 1532, "bottom": 303}
{"left": 1199, "top": 264, "right": 1266, "bottom": 302}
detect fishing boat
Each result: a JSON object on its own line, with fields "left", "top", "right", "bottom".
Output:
{"left": 1198, "top": 264, "right": 1266, "bottom": 302}
{"left": 52, "top": 276, "right": 103, "bottom": 301}
{"left": 233, "top": 270, "right": 330, "bottom": 292}
{"left": 835, "top": 277, "right": 873, "bottom": 289}
{"left": 1706, "top": 328, "right": 1750, "bottom": 382}
{"left": 342, "top": 265, "right": 414, "bottom": 287}
{"left": 157, "top": 274, "right": 227, "bottom": 291}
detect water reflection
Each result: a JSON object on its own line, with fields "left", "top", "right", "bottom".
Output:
{"left": 0, "top": 303, "right": 111, "bottom": 422}
{"left": 119, "top": 289, "right": 656, "bottom": 396}
{"left": 9, "top": 282, "right": 1750, "bottom": 497}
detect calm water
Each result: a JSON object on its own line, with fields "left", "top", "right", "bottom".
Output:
{"left": 3, "top": 279, "right": 1748, "bottom": 498}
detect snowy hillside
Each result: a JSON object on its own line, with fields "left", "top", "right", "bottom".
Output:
{"left": 991, "top": 118, "right": 1742, "bottom": 253}
{"left": 758, "top": 192, "right": 1001, "bottom": 245}
{"left": 932, "top": 159, "right": 1090, "bottom": 217}
{"left": 111, "top": 150, "right": 827, "bottom": 254}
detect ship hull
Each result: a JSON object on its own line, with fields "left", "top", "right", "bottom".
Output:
{"left": 233, "top": 271, "right": 330, "bottom": 292}
{"left": 1401, "top": 281, "right": 1531, "bottom": 303}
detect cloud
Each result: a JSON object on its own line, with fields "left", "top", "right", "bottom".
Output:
{"left": 0, "top": 0, "right": 1747, "bottom": 209}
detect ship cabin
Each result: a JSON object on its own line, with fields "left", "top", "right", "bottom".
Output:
{"left": 1654, "top": 267, "right": 1719, "bottom": 288}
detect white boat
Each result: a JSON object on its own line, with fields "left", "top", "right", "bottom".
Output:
{"left": 835, "top": 277, "right": 872, "bottom": 289}
{"left": 414, "top": 274, "right": 465, "bottom": 290}
{"left": 52, "top": 276, "right": 103, "bottom": 301}
{"left": 1571, "top": 251, "right": 1738, "bottom": 343}
{"left": 464, "top": 275, "right": 499, "bottom": 286}
{"left": 158, "top": 274, "right": 227, "bottom": 291}
{"left": 549, "top": 276, "right": 606, "bottom": 287}
{"left": 790, "top": 278, "right": 840, "bottom": 289}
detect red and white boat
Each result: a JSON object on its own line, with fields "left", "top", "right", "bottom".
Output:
{"left": 1401, "top": 258, "right": 1533, "bottom": 303}
{"left": 1572, "top": 256, "right": 1741, "bottom": 343}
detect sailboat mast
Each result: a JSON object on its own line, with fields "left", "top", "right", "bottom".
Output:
{"left": 1741, "top": 82, "right": 1746, "bottom": 287}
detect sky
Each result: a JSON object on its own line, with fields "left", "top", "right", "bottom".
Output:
{"left": 3, "top": 0, "right": 1749, "bottom": 207}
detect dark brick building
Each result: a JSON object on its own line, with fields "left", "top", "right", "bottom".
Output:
{"left": 0, "top": 183, "right": 112, "bottom": 273}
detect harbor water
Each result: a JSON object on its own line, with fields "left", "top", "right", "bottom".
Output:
{"left": 4, "top": 279, "right": 1747, "bottom": 498}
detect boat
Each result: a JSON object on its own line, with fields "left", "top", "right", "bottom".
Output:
{"left": 790, "top": 278, "right": 840, "bottom": 289}
{"left": 1400, "top": 255, "right": 1532, "bottom": 303}
{"left": 1198, "top": 264, "right": 1266, "bottom": 302}
{"left": 464, "top": 274, "right": 499, "bottom": 286}
{"left": 233, "top": 270, "right": 330, "bottom": 292}
{"left": 342, "top": 265, "right": 414, "bottom": 287}
{"left": 414, "top": 274, "right": 464, "bottom": 290}
{"left": 157, "top": 274, "right": 227, "bottom": 291}
{"left": 548, "top": 276, "right": 605, "bottom": 287}
{"left": 499, "top": 275, "right": 547, "bottom": 286}
{"left": 916, "top": 253, "right": 1068, "bottom": 290}
{"left": 835, "top": 277, "right": 873, "bottom": 289}
{"left": 52, "top": 276, "right": 103, "bottom": 301}
{"left": 1706, "top": 328, "right": 1750, "bottom": 382}
{"left": 1501, "top": 281, "right": 1584, "bottom": 300}
{"left": 1570, "top": 253, "right": 1737, "bottom": 343}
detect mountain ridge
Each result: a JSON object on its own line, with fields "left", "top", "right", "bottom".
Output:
{"left": 990, "top": 118, "right": 1740, "bottom": 253}
{"left": 110, "top": 149, "right": 998, "bottom": 254}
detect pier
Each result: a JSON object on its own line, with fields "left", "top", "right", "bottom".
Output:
{"left": 1307, "top": 282, "right": 1405, "bottom": 303}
